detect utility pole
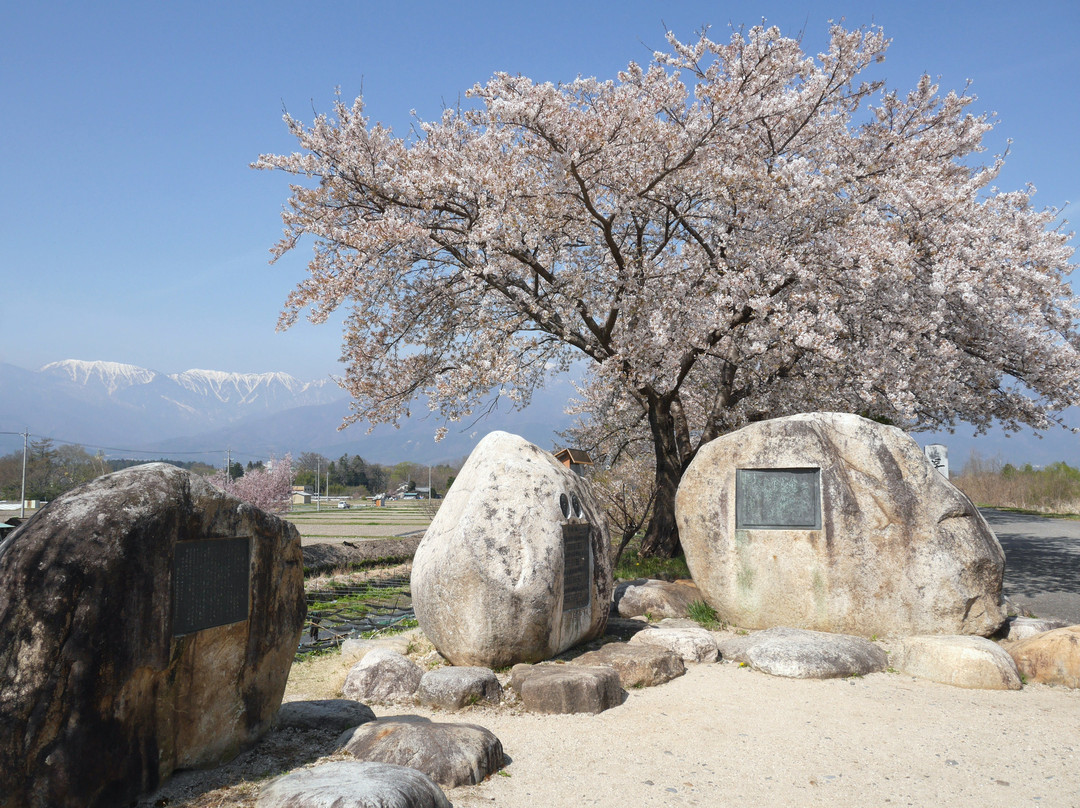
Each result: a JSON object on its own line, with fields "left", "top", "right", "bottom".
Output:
{"left": 316, "top": 459, "right": 320, "bottom": 511}
{"left": 20, "top": 430, "right": 28, "bottom": 518}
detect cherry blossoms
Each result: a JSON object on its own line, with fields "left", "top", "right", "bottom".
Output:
{"left": 212, "top": 456, "right": 294, "bottom": 514}
{"left": 255, "top": 24, "right": 1078, "bottom": 555}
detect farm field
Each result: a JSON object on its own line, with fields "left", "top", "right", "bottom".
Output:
{"left": 284, "top": 500, "right": 436, "bottom": 545}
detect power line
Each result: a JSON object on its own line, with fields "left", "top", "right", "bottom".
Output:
{"left": 0, "top": 430, "right": 270, "bottom": 462}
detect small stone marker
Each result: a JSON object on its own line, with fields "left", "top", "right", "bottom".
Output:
{"left": 510, "top": 663, "right": 627, "bottom": 714}
{"left": 411, "top": 431, "right": 612, "bottom": 667}
{"left": 338, "top": 718, "right": 505, "bottom": 787}
{"left": 0, "top": 464, "right": 306, "bottom": 808}
{"left": 893, "top": 635, "right": 1022, "bottom": 690}
{"left": 716, "top": 627, "right": 887, "bottom": 679}
{"left": 573, "top": 642, "right": 686, "bottom": 688}
{"left": 342, "top": 648, "right": 424, "bottom": 704}
{"left": 417, "top": 666, "right": 503, "bottom": 709}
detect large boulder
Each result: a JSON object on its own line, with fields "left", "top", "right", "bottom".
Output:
{"left": 411, "top": 431, "right": 612, "bottom": 667}
{"left": 676, "top": 413, "right": 1005, "bottom": 638}
{"left": 0, "top": 464, "right": 305, "bottom": 808}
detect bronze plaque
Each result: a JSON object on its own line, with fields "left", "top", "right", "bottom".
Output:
{"left": 562, "top": 523, "right": 591, "bottom": 611}
{"left": 173, "top": 537, "right": 251, "bottom": 636}
{"left": 735, "top": 468, "right": 821, "bottom": 530}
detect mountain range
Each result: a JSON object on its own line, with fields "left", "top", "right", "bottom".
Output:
{"left": 0, "top": 360, "right": 574, "bottom": 464}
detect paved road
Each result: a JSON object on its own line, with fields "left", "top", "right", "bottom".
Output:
{"left": 981, "top": 508, "right": 1080, "bottom": 625}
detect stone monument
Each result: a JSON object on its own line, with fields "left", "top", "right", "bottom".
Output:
{"left": 675, "top": 413, "right": 1005, "bottom": 638}
{"left": 0, "top": 463, "right": 306, "bottom": 808}
{"left": 411, "top": 431, "right": 611, "bottom": 667}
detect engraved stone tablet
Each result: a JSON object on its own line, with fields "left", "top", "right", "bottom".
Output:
{"left": 173, "top": 537, "right": 251, "bottom": 635}
{"left": 735, "top": 468, "right": 821, "bottom": 530}
{"left": 562, "top": 523, "right": 591, "bottom": 611}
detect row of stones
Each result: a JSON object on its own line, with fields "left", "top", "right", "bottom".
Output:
{"left": 258, "top": 617, "right": 1080, "bottom": 806}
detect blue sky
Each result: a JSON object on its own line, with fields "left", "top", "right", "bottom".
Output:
{"left": 2, "top": 1, "right": 1078, "bottom": 464}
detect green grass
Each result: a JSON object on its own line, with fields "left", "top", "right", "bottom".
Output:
{"left": 687, "top": 599, "right": 724, "bottom": 630}
{"left": 614, "top": 553, "right": 691, "bottom": 582}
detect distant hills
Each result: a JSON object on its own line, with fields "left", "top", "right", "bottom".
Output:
{"left": 0, "top": 359, "right": 575, "bottom": 464}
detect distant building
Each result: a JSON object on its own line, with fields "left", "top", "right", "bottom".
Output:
{"left": 415, "top": 486, "right": 439, "bottom": 499}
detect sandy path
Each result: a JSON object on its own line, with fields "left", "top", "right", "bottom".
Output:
{"left": 425, "top": 662, "right": 1079, "bottom": 808}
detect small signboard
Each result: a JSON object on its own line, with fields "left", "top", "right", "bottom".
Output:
{"left": 925, "top": 444, "right": 949, "bottom": 478}
{"left": 561, "top": 523, "right": 591, "bottom": 611}
{"left": 172, "top": 537, "right": 251, "bottom": 636}
{"left": 735, "top": 468, "right": 821, "bottom": 530}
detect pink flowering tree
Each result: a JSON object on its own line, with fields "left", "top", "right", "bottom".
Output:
{"left": 254, "top": 24, "right": 1078, "bottom": 557}
{"left": 212, "top": 455, "right": 294, "bottom": 514}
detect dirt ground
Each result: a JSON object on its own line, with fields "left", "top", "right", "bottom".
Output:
{"left": 139, "top": 626, "right": 1080, "bottom": 808}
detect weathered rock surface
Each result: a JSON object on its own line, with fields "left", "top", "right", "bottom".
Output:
{"left": 256, "top": 760, "right": 450, "bottom": 808}
{"left": 276, "top": 700, "right": 377, "bottom": 733}
{"left": 510, "top": 663, "right": 627, "bottom": 714}
{"left": 417, "top": 666, "right": 503, "bottom": 709}
{"left": 338, "top": 717, "right": 505, "bottom": 787}
{"left": 342, "top": 648, "right": 424, "bottom": 704}
{"left": 627, "top": 625, "right": 719, "bottom": 662}
{"left": 1001, "top": 616, "right": 1069, "bottom": 643}
{"left": 893, "top": 635, "right": 1022, "bottom": 690}
{"left": 1008, "top": 626, "right": 1080, "bottom": 688}
{"left": 0, "top": 463, "right": 305, "bottom": 808}
{"left": 412, "top": 431, "right": 612, "bottom": 667}
{"left": 716, "top": 627, "right": 887, "bottom": 679}
{"left": 613, "top": 578, "right": 705, "bottom": 619}
{"left": 676, "top": 413, "right": 1006, "bottom": 638}
{"left": 573, "top": 641, "right": 686, "bottom": 688}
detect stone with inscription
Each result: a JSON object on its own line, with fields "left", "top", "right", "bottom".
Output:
{"left": 0, "top": 463, "right": 306, "bottom": 808}
{"left": 411, "top": 431, "right": 611, "bottom": 667}
{"left": 675, "top": 413, "right": 1005, "bottom": 638}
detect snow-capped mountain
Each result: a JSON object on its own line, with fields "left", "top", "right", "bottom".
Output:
{"left": 0, "top": 359, "right": 573, "bottom": 464}
{"left": 3, "top": 360, "right": 348, "bottom": 452}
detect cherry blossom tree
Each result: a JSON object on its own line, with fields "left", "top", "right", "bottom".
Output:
{"left": 255, "top": 24, "right": 1078, "bottom": 557}
{"left": 212, "top": 455, "right": 294, "bottom": 514}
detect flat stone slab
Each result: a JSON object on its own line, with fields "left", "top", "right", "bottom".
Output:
{"left": 256, "top": 760, "right": 450, "bottom": 807}
{"left": 342, "top": 648, "right": 423, "bottom": 704}
{"left": 510, "top": 663, "right": 626, "bottom": 714}
{"left": 613, "top": 578, "right": 705, "bottom": 619}
{"left": 718, "top": 627, "right": 887, "bottom": 679}
{"left": 893, "top": 635, "right": 1022, "bottom": 690}
{"left": 573, "top": 641, "right": 686, "bottom": 688}
{"left": 416, "top": 666, "right": 502, "bottom": 709}
{"left": 1008, "top": 626, "right": 1080, "bottom": 688}
{"left": 338, "top": 717, "right": 504, "bottom": 787}
{"left": 276, "top": 700, "right": 376, "bottom": 732}
{"left": 627, "top": 625, "right": 719, "bottom": 662}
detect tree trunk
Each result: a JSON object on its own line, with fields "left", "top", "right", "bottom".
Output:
{"left": 638, "top": 397, "right": 685, "bottom": 558}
